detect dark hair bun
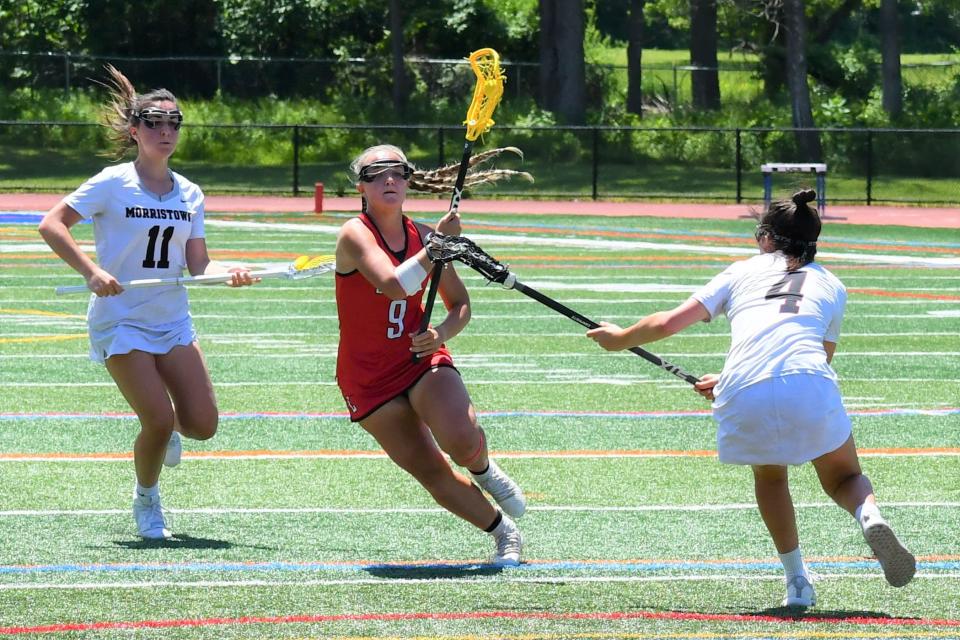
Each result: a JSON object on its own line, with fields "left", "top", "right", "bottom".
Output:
{"left": 792, "top": 189, "right": 817, "bottom": 206}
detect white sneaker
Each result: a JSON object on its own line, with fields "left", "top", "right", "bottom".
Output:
{"left": 862, "top": 515, "right": 916, "bottom": 587}
{"left": 490, "top": 514, "right": 522, "bottom": 566}
{"left": 163, "top": 431, "right": 182, "bottom": 468}
{"left": 133, "top": 493, "right": 172, "bottom": 539}
{"left": 472, "top": 460, "right": 526, "bottom": 518}
{"left": 782, "top": 573, "right": 816, "bottom": 607}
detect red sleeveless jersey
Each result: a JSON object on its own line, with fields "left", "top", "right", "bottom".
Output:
{"left": 335, "top": 213, "right": 454, "bottom": 421}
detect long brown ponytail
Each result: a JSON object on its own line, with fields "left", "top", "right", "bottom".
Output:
{"left": 98, "top": 64, "right": 178, "bottom": 159}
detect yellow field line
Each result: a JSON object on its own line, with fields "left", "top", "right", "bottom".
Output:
{"left": 0, "top": 308, "right": 84, "bottom": 318}
{"left": 0, "top": 334, "right": 86, "bottom": 344}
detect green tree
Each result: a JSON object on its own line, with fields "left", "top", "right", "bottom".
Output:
{"left": 539, "top": 0, "right": 587, "bottom": 124}
{"left": 0, "top": 0, "right": 85, "bottom": 88}
{"left": 82, "top": 0, "right": 223, "bottom": 96}
{"left": 783, "top": 0, "right": 822, "bottom": 159}
{"left": 878, "top": 0, "right": 902, "bottom": 116}
{"left": 389, "top": 0, "right": 411, "bottom": 113}
{"left": 689, "top": 0, "right": 721, "bottom": 110}
{"left": 626, "top": 0, "right": 646, "bottom": 115}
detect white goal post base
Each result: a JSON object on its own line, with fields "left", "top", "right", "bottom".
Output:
{"left": 761, "top": 163, "right": 827, "bottom": 214}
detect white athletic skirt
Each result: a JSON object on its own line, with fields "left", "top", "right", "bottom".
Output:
{"left": 88, "top": 316, "right": 197, "bottom": 364}
{"left": 712, "top": 374, "right": 852, "bottom": 466}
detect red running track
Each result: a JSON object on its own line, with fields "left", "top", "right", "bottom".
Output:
{"left": 2, "top": 193, "right": 958, "bottom": 228}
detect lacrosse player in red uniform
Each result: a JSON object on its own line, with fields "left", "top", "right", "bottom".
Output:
{"left": 587, "top": 189, "right": 915, "bottom": 607}
{"left": 334, "top": 144, "right": 529, "bottom": 565}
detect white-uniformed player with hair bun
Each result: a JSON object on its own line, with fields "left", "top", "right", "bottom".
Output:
{"left": 587, "top": 189, "right": 916, "bottom": 608}
{"left": 38, "top": 65, "right": 258, "bottom": 540}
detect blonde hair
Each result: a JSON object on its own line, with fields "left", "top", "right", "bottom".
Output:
{"left": 409, "top": 147, "right": 534, "bottom": 194}
{"left": 351, "top": 145, "right": 533, "bottom": 213}
{"left": 98, "top": 64, "right": 179, "bottom": 159}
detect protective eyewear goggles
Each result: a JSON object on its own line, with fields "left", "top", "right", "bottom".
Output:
{"left": 358, "top": 160, "right": 413, "bottom": 183}
{"left": 754, "top": 224, "right": 772, "bottom": 242}
{"left": 134, "top": 108, "right": 183, "bottom": 130}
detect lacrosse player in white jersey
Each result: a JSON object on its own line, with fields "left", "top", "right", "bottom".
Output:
{"left": 38, "top": 65, "right": 257, "bottom": 540}
{"left": 587, "top": 189, "right": 915, "bottom": 608}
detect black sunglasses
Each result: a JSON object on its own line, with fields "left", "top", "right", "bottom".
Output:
{"left": 134, "top": 108, "right": 183, "bottom": 131}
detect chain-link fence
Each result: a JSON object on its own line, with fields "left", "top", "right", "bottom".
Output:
{"left": 0, "top": 51, "right": 879, "bottom": 107}
{"left": 2, "top": 120, "right": 958, "bottom": 206}
{"left": 5, "top": 51, "right": 959, "bottom": 102}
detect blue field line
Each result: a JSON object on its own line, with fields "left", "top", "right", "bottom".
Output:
{"left": 0, "top": 212, "right": 89, "bottom": 225}
{"left": 2, "top": 408, "right": 959, "bottom": 422}
{"left": 0, "top": 212, "right": 43, "bottom": 223}
{"left": 1, "top": 558, "right": 957, "bottom": 576}
{"left": 460, "top": 218, "right": 960, "bottom": 250}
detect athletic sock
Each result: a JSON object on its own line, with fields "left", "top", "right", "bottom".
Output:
{"left": 779, "top": 547, "right": 808, "bottom": 579}
{"left": 135, "top": 482, "right": 159, "bottom": 501}
{"left": 484, "top": 511, "right": 503, "bottom": 533}
{"left": 855, "top": 501, "right": 882, "bottom": 527}
{"left": 470, "top": 463, "right": 490, "bottom": 477}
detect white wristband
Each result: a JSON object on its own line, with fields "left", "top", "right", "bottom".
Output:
{"left": 395, "top": 256, "right": 429, "bottom": 296}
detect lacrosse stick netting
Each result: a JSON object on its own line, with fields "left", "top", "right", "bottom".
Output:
{"left": 418, "top": 47, "right": 506, "bottom": 338}
{"left": 464, "top": 48, "right": 505, "bottom": 142}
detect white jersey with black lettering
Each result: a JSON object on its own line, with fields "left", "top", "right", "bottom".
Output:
{"left": 692, "top": 252, "right": 846, "bottom": 406}
{"left": 63, "top": 162, "right": 206, "bottom": 333}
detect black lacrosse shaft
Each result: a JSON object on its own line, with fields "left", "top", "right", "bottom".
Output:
{"left": 510, "top": 280, "right": 702, "bottom": 385}
{"left": 417, "top": 139, "right": 474, "bottom": 338}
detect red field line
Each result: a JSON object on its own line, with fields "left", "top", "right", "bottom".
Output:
{"left": 2, "top": 609, "right": 959, "bottom": 636}
{"left": 4, "top": 193, "right": 960, "bottom": 228}
{"left": 849, "top": 288, "right": 960, "bottom": 301}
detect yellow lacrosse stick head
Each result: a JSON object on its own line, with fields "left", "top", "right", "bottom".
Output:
{"left": 293, "top": 255, "right": 331, "bottom": 271}
{"left": 464, "top": 48, "right": 505, "bottom": 142}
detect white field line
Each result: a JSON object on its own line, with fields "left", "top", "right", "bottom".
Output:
{"left": 1, "top": 502, "right": 958, "bottom": 517}
{"left": 18, "top": 278, "right": 959, "bottom": 291}
{"left": 0, "top": 242, "right": 95, "bottom": 253}
{"left": 197, "top": 221, "right": 960, "bottom": 268}
{"left": 0, "top": 573, "right": 957, "bottom": 591}
{"left": 0, "top": 332, "right": 955, "bottom": 360}
{"left": 469, "top": 232, "right": 960, "bottom": 267}
{"left": 6, "top": 350, "right": 960, "bottom": 360}
{"left": 5, "top": 312, "right": 958, "bottom": 328}
{"left": 3, "top": 306, "right": 959, "bottom": 334}
{"left": 11, "top": 331, "right": 953, "bottom": 340}
{"left": 9, "top": 274, "right": 960, "bottom": 287}
{"left": 483, "top": 280, "right": 960, "bottom": 295}
{"left": 3, "top": 296, "right": 958, "bottom": 308}
{"left": 2, "top": 448, "right": 958, "bottom": 463}
{"left": 0, "top": 350, "right": 960, "bottom": 360}
{"left": 7, "top": 295, "right": 959, "bottom": 309}
{"left": 7, "top": 220, "right": 959, "bottom": 266}
{"left": 7, "top": 272, "right": 960, "bottom": 281}
{"left": 5, "top": 377, "right": 960, "bottom": 388}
